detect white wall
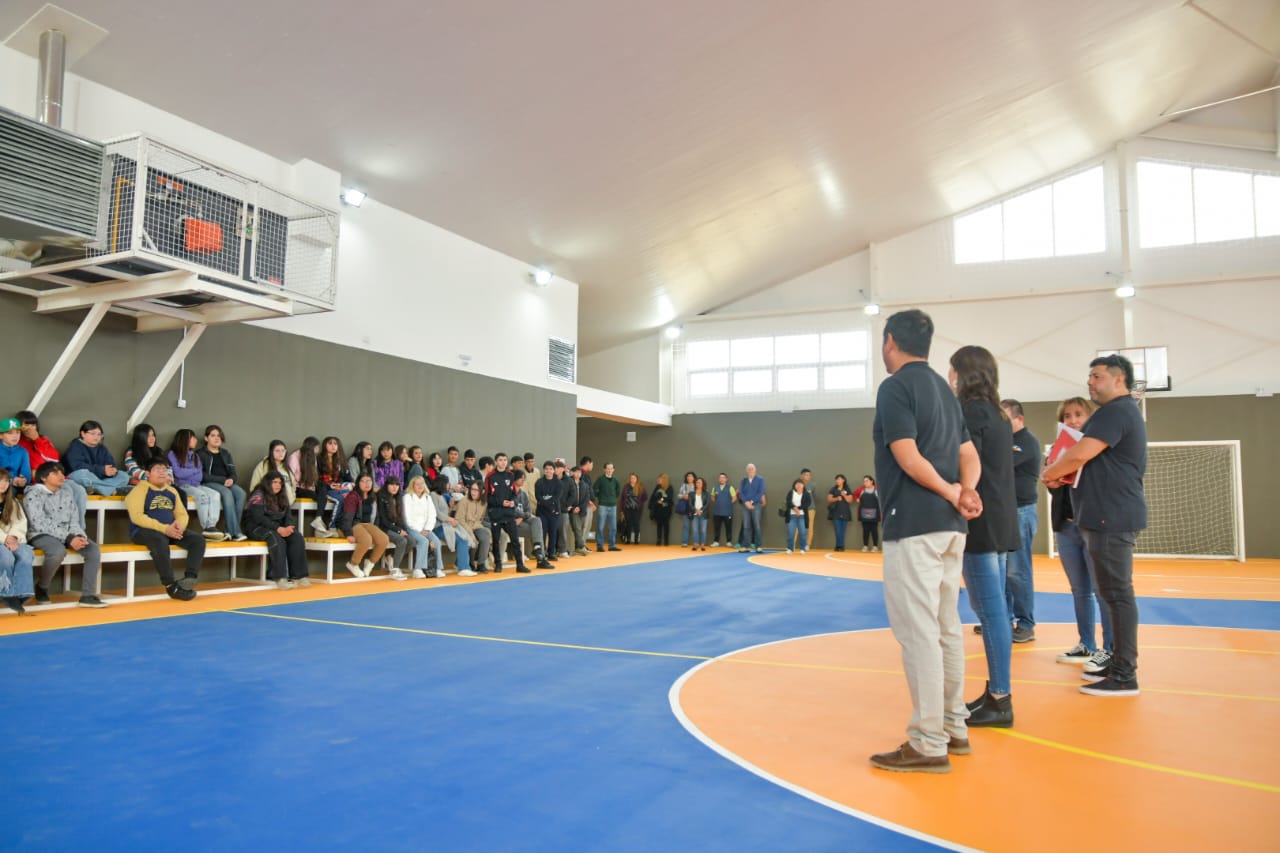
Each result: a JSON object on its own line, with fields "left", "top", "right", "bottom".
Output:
{"left": 1, "top": 43, "right": 580, "bottom": 396}
{"left": 578, "top": 335, "right": 661, "bottom": 401}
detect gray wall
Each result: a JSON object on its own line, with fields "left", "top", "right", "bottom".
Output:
{"left": 5, "top": 291, "right": 578, "bottom": 474}
{"left": 578, "top": 393, "right": 1280, "bottom": 557}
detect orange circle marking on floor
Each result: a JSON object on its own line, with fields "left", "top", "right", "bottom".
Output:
{"left": 673, "top": 623, "right": 1280, "bottom": 853}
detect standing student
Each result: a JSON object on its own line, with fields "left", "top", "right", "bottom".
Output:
{"left": 951, "top": 345, "right": 1020, "bottom": 728}
{"left": 710, "top": 473, "right": 736, "bottom": 547}
{"left": 375, "top": 477, "right": 411, "bottom": 580}
{"left": 1046, "top": 396, "right": 1112, "bottom": 666}
{"left": 800, "top": 468, "right": 817, "bottom": 550}
{"left": 738, "top": 464, "right": 766, "bottom": 554}
{"left": 15, "top": 411, "right": 87, "bottom": 525}
{"left": 0, "top": 467, "right": 35, "bottom": 614}
{"left": 63, "top": 420, "right": 130, "bottom": 497}
{"left": 121, "top": 423, "right": 159, "bottom": 486}
{"left": 593, "top": 462, "right": 622, "bottom": 552}
{"left": 511, "top": 473, "right": 554, "bottom": 569}
{"left": 536, "top": 461, "right": 563, "bottom": 560}
{"left": 486, "top": 453, "right": 528, "bottom": 573}
{"left": 564, "top": 466, "right": 590, "bottom": 556}
{"left": 854, "top": 476, "right": 883, "bottom": 552}
{"left": 649, "top": 473, "right": 673, "bottom": 547}
{"left": 1042, "top": 354, "right": 1148, "bottom": 698}
{"left": 339, "top": 474, "right": 388, "bottom": 578}
{"left": 403, "top": 475, "right": 445, "bottom": 578}
{"left": 250, "top": 439, "right": 297, "bottom": 506}
{"left": 554, "top": 459, "right": 573, "bottom": 557}
{"left": 197, "top": 425, "right": 247, "bottom": 541}
{"left": 126, "top": 457, "right": 206, "bottom": 601}
{"left": 168, "top": 429, "right": 225, "bottom": 540}
{"left": 25, "top": 462, "right": 108, "bottom": 608}
{"left": 620, "top": 472, "right": 647, "bottom": 545}
{"left": 676, "top": 471, "right": 696, "bottom": 547}
{"left": 1002, "top": 399, "right": 1041, "bottom": 644}
{"left": 688, "top": 476, "right": 709, "bottom": 551}
{"left": 868, "top": 309, "right": 981, "bottom": 774}
{"left": 244, "top": 470, "right": 310, "bottom": 589}
{"left": 784, "top": 477, "right": 812, "bottom": 554}
{"left": 827, "top": 474, "right": 854, "bottom": 552}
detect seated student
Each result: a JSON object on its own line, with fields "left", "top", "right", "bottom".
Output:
{"left": 339, "top": 474, "right": 388, "bottom": 578}
{"left": 430, "top": 477, "right": 475, "bottom": 576}
{"left": 0, "top": 467, "right": 36, "bottom": 614}
{"left": 288, "top": 436, "right": 326, "bottom": 529}
{"left": 372, "top": 442, "right": 404, "bottom": 492}
{"left": 404, "top": 445, "right": 426, "bottom": 486}
{"left": 454, "top": 481, "right": 494, "bottom": 572}
{"left": 126, "top": 456, "right": 205, "bottom": 601}
{"left": 25, "top": 462, "right": 106, "bottom": 607}
{"left": 374, "top": 476, "right": 410, "bottom": 580}
{"left": 0, "top": 418, "right": 32, "bottom": 491}
{"left": 249, "top": 440, "right": 297, "bottom": 506}
{"left": 168, "top": 428, "right": 225, "bottom": 540}
{"left": 244, "top": 470, "right": 310, "bottom": 590}
{"left": 348, "top": 441, "right": 375, "bottom": 485}
{"left": 64, "top": 420, "right": 130, "bottom": 497}
{"left": 122, "top": 423, "right": 160, "bottom": 486}
{"left": 403, "top": 475, "right": 445, "bottom": 579}
{"left": 511, "top": 472, "right": 554, "bottom": 569}
{"left": 197, "top": 425, "right": 247, "bottom": 541}
{"left": 316, "top": 435, "right": 353, "bottom": 533}
{"left": 16, "top": 411, "right": 89, "bottom": 526}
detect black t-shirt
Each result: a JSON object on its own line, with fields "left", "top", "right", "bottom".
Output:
{"left": 1010, "top": 427, "right": 1041, "bottom": 507}
{"left": 872, "top": 361, "right": 970, "bottom": 542}
{"left": 962, "top": 400, "right": 1021, "bottom": 554}
{"left": 828, "top": 485, "right": 852, "bottom": 521}
{"left": 1075, "top": 394, "right": 1148, "bottom": 532}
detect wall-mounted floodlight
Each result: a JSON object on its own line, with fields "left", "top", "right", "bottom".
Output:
{"left": 340, "top": 188, "right": 367, "bottom": 207}
{"left": 664, "top": 325, "right": 683, "bottom": 340}
{"left": 863, "top": 303, "right": 882, "bottom": 316}
{"left": 529, "top": 269, "right": 553, "bottom": 287}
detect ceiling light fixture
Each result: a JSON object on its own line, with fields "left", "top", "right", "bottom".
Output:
{"left": 340, "top": 187, "right": 367, "bottom": 207}
{"left": 1115, "top": 284, "right": 1136, "bottom": 299}
{"left": 664, "top": 325, "right": 683, "bottom": 340}
{"left": 863, "top": 303, "right": 882, "bottom": 316}
{"left": 529, "top": 269, "right": 553, "bottom": 287}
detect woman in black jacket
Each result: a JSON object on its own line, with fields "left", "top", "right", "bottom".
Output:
{"left": 950, "top": 345, "right": 1020, "bottom": 727}
{"left": 649, "top": 473, "right": 673, "bottom": 546}
{"left": 244, "top": 471, "right": 309, "bottom": 589}
{"left": 827, "top": 474, "right": 854, "bottom": 551}
{"left": 375, "top": 477, "right": 410, "bottom": 580}
{"left": 197, "top": 424, "right": 247, "bottom": 541}
{"left": 783, "top": 477, "right": 813, "bottom": 553}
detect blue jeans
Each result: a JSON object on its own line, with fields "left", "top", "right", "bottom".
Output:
{"left": 1057, "top": 521, "right": 1112, "bottom": 652}
{"left": 406, "top": 528, "right": 443, "bottom": 572}
{"left": 434, "top": 526, "right": 471, "bottom": 571}
{"left": 785, "top": 515, "right": 807, "bottom": 550}
{"left": 689, "top": 514, "right": 707, "bottom": 545}
{"left": 741, "top": 505, "right": 764, "bottom": 550}
{"left": 206, "top": 483, "right": 246, "bottom": 536}
{"left": 963, "top": 551, "right": 1012, "bottom": 696}
{"left": 596, "top": 505, "right": 617, "bottom": 548}
{"left": 67, "top": 467, "right": 129, "bottom": 497}
{"left": 832, "top": 518, "right": 848, "bottom": 549}
{"left": 0, "top": 543, "right": 36, "bottom": 598}
{"left": 681, "top": 513, "right": 692, "bottom": 546}
{"left": 1005, "top": 503, "right": 1038, "bottom": 628}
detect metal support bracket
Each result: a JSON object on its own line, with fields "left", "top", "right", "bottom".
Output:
{"left": 126, "top": 323, "right": 207, "bottom": 432}
{"left": 27, "top": 301, "right": 110, "bottom": 415}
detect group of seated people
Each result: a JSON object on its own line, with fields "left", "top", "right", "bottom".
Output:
{"left": 0, "top": 412, "right": 619, "bottom": 613}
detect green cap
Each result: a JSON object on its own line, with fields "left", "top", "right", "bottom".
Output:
{"left": 0, "top": 417, "right": 20, "bottom": 432}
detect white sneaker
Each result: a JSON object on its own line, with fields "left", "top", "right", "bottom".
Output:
{"left": 411, "top": 569, "right": 427, "bottom": 579}
{"left": 296, "top": 577, "right": 311, "bottom": 588}
{"left": 458, "top": 569, "right": 477, "bottom": 577}
{"left": 560, "top": 551, "right": 571, "bottom": 559}
{"left": 786, "top": 548, "right": 793, "bottom": 553}
{"left": 275, "top": 578, "right": 295, "bottom": 590}
{"left": 710, "top": 541, "right": 719, "bottom": 547}
{"left": 361, "top": 559, "right": 375, "bottom": 573}
{"left": 345, "top": 561, "right": 365, "bottom": 578}
{"left": 862, "top": 546, "right": 869, "bottom": 552}
{"left": 310, "top": 518, "right": 328, "bottom": 534}
{"left": 387, "top": 568, "right": 408, "bottom": 581}
{"left": 232, "top": 533, "right": 248, "bottom": 542}
{"left": 801, "top": 548, "right": 808, "bottom": 554}
{"left": 382, "top": 554, "right": 394, "bottom": 571}
{"left": 325, "top": 527, "right": 342, "bottom": 539}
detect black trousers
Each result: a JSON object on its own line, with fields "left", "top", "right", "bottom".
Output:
{"left": 654, "top": 513, "right": 671, "bottom": 546}
{"left": 248, "top": 524, "right": 309, "bottom": 579}
{"left": 538, "top": 509, "right": 560, "bottom": 556}
{"left": 861, "top": 521, "right": 880, "bottom": 547}
{"left": 131, "top": 527, "right": 205, "bottom": 586}
{"left": 712, "top": 515, "right": 732, "bottom": 544}
{"left": 1081, "top": 528, "right": 1139, "bottom": 682}
{"left": 490, "top": 516, "right": 525, "bottom": 569}
{"left": 621, "top": 510, "right": 643, "bottom": 543}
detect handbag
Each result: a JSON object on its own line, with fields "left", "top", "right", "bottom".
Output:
{"left": 674, "top": 497, "right": 689, "bottom": 515}
{"left": 860, "top": 506, "right": 878, "bottom": 521}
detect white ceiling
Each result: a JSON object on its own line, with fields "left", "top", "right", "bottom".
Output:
{"left": 3, "top": 0, "right": 1278, "bottom": 354}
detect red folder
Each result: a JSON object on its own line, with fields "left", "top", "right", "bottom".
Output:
{"left": 1047, "top": 423, "right": 1083, "bottom": 486}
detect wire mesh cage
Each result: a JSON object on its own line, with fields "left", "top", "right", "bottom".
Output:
{"left": 93, "top": 135, "right": 338, "bottom": 305}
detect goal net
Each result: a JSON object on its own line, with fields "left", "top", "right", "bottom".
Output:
{"left": 1049, "top": 440, "right": 1245, "bottom": 562}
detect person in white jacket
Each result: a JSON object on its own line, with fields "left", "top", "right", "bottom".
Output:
{"left": 403, "top": 475, "right": 444, "bottom": 578}
{"left": 0, "top": 467, "right": 36, "bottom": 614}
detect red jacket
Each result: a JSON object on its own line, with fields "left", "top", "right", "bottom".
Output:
{"left": 19, "top": 435, "right": 60, "bottom": 472}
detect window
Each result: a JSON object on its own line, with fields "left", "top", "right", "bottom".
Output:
{"left": 1137, "top": 160, "right": 1280, "bottom": 248}
{"left": 683, "top": 328, "right": 870, "bottom": 400}
{"left": 954, "top": 165, "right": 1105, "bottom": 263}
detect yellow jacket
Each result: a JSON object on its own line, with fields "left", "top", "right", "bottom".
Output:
{"left": 126, "top": 481, "right": 190, "bottom": 533}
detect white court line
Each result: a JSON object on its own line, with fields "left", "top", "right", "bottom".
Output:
{"left": 668, "top": 629, "right": 978, "bottom": 853}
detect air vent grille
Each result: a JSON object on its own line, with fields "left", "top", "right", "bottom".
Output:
{"left": 0, "top": 105, "right": 105, "bottom": 245}
{"left": 548, "top": 337, "right": 576, "bottom": 383}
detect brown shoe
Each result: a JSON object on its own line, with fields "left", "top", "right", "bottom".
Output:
{"left": 869, "top": 742, "right": 950, "bottom": 773}
{"left": 948, "top": 736, "right": 971, "bottom": 755}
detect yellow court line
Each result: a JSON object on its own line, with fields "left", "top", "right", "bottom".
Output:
{"left": 991, "top": 728, "right": 1280, "bottom": 794}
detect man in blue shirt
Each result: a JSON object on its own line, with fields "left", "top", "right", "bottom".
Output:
{"left": 737, "top": 464, "right": 766, "bottom": 553}
{"left": 869, "top": 310, "right": 982, "bottom": 774}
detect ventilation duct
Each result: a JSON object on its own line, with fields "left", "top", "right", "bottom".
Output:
{"left": 0, "top": 105, "right": 105, "bottom": 245}
{"left": 548, "top": 337, "right": 577, "bottom": 383}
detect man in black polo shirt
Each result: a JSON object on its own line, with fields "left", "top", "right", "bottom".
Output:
{"left": 869, "top": 309, "right": 983, "bottom": 774}
{"left": 485, "top": 453, "right": 529, "bottom": 573}
{"left": 1042, "top": 354, "right": 1147, "bottom": 697}
{"left": 1002, "top": 399, "right": 1041, "bottom": 643}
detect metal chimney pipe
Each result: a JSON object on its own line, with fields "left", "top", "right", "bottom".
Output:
{"left": 36, "top": 28, "right": 66, "bottom": 127}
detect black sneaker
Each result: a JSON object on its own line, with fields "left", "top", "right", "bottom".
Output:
{"left": 177, "top": 576, "right": 199, "bottom": 591}
{"left": 1056, "top": 643, "right": 1093, "bottom": 664}
{"left": 967, "top": 693, "right": 1013, "bottom": 728}
{"left": 536, "top": 559, "right": 554, "bottom": 570}
{"left": 1083, "top": 650, "right": 1113, "bottom": 674}
{"left": 972, "top": 624, "right": 982, "bottom": 635}
{"left": 966, "top": 683, "right": 993, "bottom": 713}
{"left": 1079, "top": 677, "right": 1139, "bottom": 697}
{"left": 77, "top": 595, "right": 108, "bottom": 608}
{"left": 34, "top": 585, "right": 50, "bottom": 605}
{"left": 516, "top": 565, "right": 532, "bottom": 573}
{"left": 608, "top": 546, "right": 622, "bottom": 552}
{"left": 166, "top": 583, "right": 196, "bottom": 601}
{"left": 3, "top": 596, "right": 26, "bottom": 615}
